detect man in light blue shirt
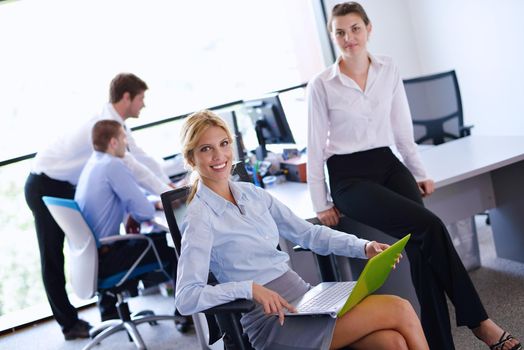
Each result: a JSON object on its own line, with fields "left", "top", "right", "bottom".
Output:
{"left": 75, "top": 120, "right": 175, "bottom": 321}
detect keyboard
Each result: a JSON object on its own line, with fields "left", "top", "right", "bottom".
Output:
{"left": 297, "top": 281, "right": 356, "bottom": 312}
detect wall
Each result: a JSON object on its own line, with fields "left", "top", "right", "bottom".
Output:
{"left": 322, "top": 0, "right": 524, "bottom": 135}
{"left": 406, "top": 0, "right": 524, "bottom": 135}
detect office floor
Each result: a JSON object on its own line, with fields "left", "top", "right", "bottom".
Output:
{"left": 0, "top": 294, "right": 199, "bottom": 350}
{"left": 448, "top": 218, "right": 524, "bottom": 350}
{"left": 1, "top": 219, "right": 522, "bottom": 350}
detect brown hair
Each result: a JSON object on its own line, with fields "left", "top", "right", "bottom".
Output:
{"left": 109, "top": 73, "right": 148, "bottom": 103}
{"left": 327, "top": 2, "right": 370, "bottom": 32}
{"left": 180, "top": 110, "right": 234, "bottom": 202}
{"left": 92, "top": 120, "right": 122, "bottom": 152}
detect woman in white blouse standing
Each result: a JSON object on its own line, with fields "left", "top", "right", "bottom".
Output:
{"left": 307, "top": 2, "right": 521, "bottom": 350}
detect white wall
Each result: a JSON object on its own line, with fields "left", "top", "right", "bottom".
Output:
{"left": 406, "top": 0, "right": 524, "bottom": 135}
{"left": 322, "top": 0, "right": 524, "bottom": 135}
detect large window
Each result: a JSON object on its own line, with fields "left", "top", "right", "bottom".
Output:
{"left": 1, "top": 0, "right": 326, "bottom": 161}
{"left": 0, "top": 0, "right": 328, "bottom": 327}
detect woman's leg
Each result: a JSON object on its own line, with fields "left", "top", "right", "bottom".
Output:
{"left": 383, "top": 164, "right": 519, "bottom": 349}
{"left": 329, "top": 295, "right": 428, "bottom": 350}
{"left": 332, "top": 177, "right": 486, "bottom": 349}
{"left": 349, "top": 330, "right": 407, "bottom": 350}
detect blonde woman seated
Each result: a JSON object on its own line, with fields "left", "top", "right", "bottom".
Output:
{"left": 174, "top": 110, "right": 429, "bottom": 350}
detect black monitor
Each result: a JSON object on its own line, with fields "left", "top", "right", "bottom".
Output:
{"left": 243, "top": 93, "right": 295, "bottom": 160}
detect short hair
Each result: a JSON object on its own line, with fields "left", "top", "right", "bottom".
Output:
{"left": 109, "top": 73, "right": 148, "bottom": 103}
{"left": 92, "top": 120, "right": 122, "bottom": 152}
{"left": 328, "top": 2, "right": 371, "bottom": 32}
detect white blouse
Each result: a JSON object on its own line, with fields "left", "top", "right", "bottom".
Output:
{"left": 306, "top": 54, "right": 428, "bottom": 212}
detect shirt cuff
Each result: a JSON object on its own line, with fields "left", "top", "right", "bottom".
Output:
{"left": 353, "top": 238, "right": 370, "bottom": 259}
{"left": 313, "top": 201, "right": 334, "bottom": 213}
{"left": 240, "top": 280, "right": 253, "bottom": 300}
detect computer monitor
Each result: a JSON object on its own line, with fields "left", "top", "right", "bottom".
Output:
{"left": 243, "top": 93, "right": 295, "bottom": 160}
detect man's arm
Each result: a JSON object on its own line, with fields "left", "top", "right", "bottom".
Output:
{"left": 125, "top": 130, "right": 171, "bottom": 184}
{"left": 122, "top": 152, "right": 171, "bottom": 196}
{"left": 108, "top": 159, "right": 156, "bottom": 222}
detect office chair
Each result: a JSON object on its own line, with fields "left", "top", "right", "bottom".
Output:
{"left": 403, "top": 70, "right": 490, "bottom": 225}
{"left": 161, "top": 186, "right": 256, "bottom": 350}
{"left": 403, "top": 70, "right": 473, "bottom": 145}
{"left": 42, "top": 196, "right": 179, "bottom": 350}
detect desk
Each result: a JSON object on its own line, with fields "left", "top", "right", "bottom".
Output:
{"left": 269, "top": 135, "right": 524, "bottom": 262}
{"left": 420, "top": 135, "right": 524, "bottom": 263}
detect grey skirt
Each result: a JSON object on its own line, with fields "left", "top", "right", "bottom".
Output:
{"left": 240, "top": 270, "right": 336, "bottom": 350}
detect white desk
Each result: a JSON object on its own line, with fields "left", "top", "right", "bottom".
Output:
{"left": 420, "top": 135, "right": 524, "bottom": 263}
{"left": 269, "top": 135, "right": 524, "bottom": 263}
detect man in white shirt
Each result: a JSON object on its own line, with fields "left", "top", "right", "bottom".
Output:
{"left": 24, "top": 73, "right": 174, "bottom": 340}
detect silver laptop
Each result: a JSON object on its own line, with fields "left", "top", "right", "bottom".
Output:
{"left": 285, "top": 234, "right": 410, "bottom": 318}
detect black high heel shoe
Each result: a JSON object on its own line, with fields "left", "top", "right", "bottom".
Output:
{"left": 487, "top": 331, "right": 522, "bottom": 350}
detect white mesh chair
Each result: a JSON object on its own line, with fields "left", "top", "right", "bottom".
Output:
{"left": 42, "top": 196, "right": 178, "bottom": 350}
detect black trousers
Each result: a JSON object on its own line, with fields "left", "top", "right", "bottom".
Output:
{"left": 97, "top": 233, "right": 177, "bottom": 319}
{"left": 24, "top": 173, "right": 79, "bottom": 332}
{"left": 327, "top": 148, "right": 488, "bottom": 350}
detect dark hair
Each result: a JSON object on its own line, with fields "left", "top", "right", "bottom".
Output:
{"left": 328, "top": 2, "right": 370, "bottom": 32}
{"left": 109, "top": 73, "right": 148, "bottom": 103}
{"left": 92, "top": 120, "right": 122, "bottom": 152}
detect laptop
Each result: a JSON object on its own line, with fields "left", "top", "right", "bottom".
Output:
{"left": 285, "top": 234, "right": 411, "bottom": 318}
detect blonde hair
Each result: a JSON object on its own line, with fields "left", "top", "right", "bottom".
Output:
{"left": 180, "top": 110, "right": 234, "bottom": 202}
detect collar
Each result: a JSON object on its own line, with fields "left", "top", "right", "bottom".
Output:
{"left": 326, "top": 52, "right": 385, "bottom": 81}
{"left": 106, "top": 103, "right": 125, "bottom": 125}
{"left": 196, "top": 180, "right": 248, "bottom": 216}
{"left": 93, "top": 150, "right": 118, "bottom": 161}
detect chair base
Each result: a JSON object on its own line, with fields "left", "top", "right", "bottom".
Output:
{"left": 83, "top": 314, "right": 178, "bottom": 350}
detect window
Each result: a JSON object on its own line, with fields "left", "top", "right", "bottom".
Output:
{"left": 0, "top": 0, "right": 326, "bottom": 161}
{"left": 0, "top": 0, "right": 328, "bottom": 327}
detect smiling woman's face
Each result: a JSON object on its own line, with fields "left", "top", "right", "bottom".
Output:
{"left": 190, "top": 125, "right": 233, "bottom": 188}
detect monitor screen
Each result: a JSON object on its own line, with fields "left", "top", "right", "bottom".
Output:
{"left": 243, "top": 93, "right": 295, "bottom": 159}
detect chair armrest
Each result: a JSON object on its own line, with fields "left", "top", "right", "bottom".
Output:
{"left": 293, "top": 245, "right": 310, "bottom": 252}
{"left": 99, "top": 234, "right": 170, "bottom": 288}
{"left": 99, "top": 234, "right": 152, "bottom": 244}
{"left": 202, "top": 299, "right": 256, "bottom": 315}
{"left": 460, "top": 124, "right": 474, "bottom": 137}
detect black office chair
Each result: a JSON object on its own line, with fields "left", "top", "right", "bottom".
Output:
{"left": 403, "top": 70, "right": 490, "bottom": 225}
{"left": 161, "top": 186, "right": 255, "bottom": 350}
{"left": 403, "top": 70, "right": 473, "bottom": 145}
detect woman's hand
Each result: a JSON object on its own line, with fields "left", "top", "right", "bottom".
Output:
{"left": 316, "top": 206, "right": 340, "bottom": 227}
{"left": 365, "top": 241, "right": 403, "bottom": 268}
{"left": 365, "top": 241, "right": 389, "bottom": 258}
{"left": 417, "top": 179, "right": 435, "bottom": 197}
{"left": 252, "top": 283, "right": 297, "bottom": 326}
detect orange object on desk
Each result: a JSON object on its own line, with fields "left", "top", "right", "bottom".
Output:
{"left": 280, "top": 156, "right": 307, "bottom": 182}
